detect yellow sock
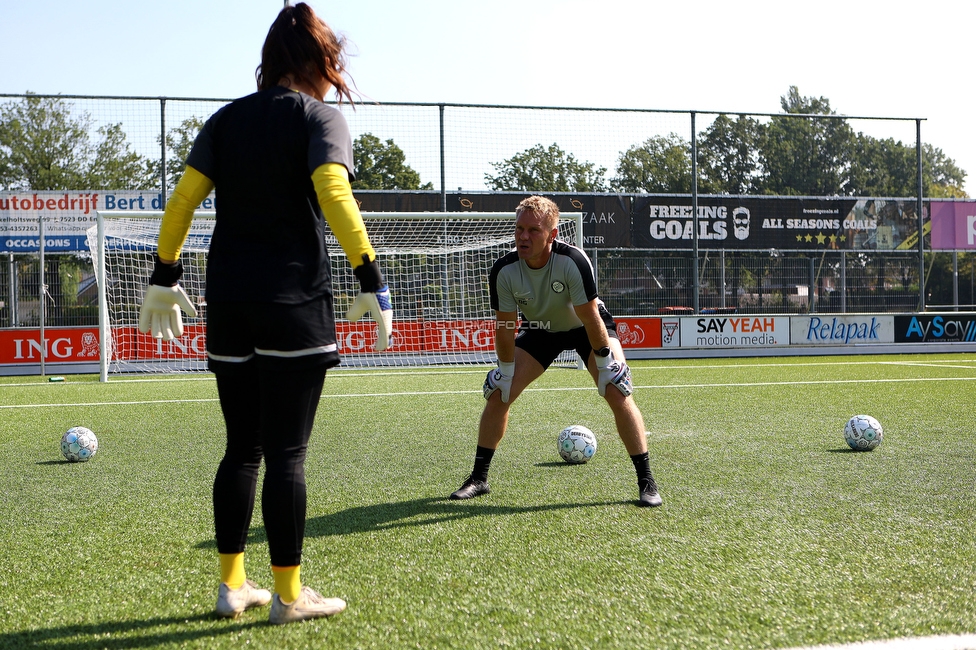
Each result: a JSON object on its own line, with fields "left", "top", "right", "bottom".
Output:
{"left": 272, "top": 565, "right": 301, "bottom": 603}
{"left": 219, "top": 552, "right": 246, "bottom": 590}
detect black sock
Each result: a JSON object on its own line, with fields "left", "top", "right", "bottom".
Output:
{"left": 630, "top": 451, "right": 651, "bottom": 482}
{"left": 472, "top": 445, "right": 495, "bottom": 482}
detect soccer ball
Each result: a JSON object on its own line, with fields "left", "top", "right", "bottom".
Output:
{"left": 61, "top": 426, "right": 98, "bottom": 462}
{"left": 844, "top": 415, "right": 883, "bottom": 451}
{"left": 557, "top": 425, "right": 597, "bottom": 464}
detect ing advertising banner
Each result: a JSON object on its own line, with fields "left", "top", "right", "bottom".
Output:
{"left": 614, "top": 317, "right": 662, "bottom": 348}
{"left": 0, "top": 327, "right": 101, "bottom": 364}
{"left": 77, "top": 320, "right": 498, "bottom": 365}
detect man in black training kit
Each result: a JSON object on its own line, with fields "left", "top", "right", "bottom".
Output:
{"left": 449, "top": 195, "right": 662, "bottom": 507}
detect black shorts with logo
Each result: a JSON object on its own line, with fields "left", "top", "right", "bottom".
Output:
{"left": 206, "top": 296, "right": 340, "bottom": 374}
{"left": 515, "top": 304, "right": 618, "bottom": 370}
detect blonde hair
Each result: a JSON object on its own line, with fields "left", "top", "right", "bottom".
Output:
{"left": 515, "top": 196, "right": 560, "bottom": 231}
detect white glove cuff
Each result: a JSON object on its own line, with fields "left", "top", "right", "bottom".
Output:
{"left": 595, "top": 351, "right": 613, "bottom": 369}
{"left": 498, "top": 361, "right": 515, "bottom": 376}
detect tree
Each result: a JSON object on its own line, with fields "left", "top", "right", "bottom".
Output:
{"left": 485, "top": 143, "right": 607, "bottom": 192}
{"left": 923, "top": 143, "right": 967, "bottom": 198}
{"left": 757, "top": 86, "right": 856, "bottom": 196}
{"left": 351, "top": 133, "right": 432, "bottom": 190}
{"left": 147, "top": 116, "right": 206, "bottom": 190}
{"left": 846, "top": 135, "right": 918, "bottom": 197}
{"left": 0, "top": 93, "right": 155, "bottom": 191}
{"left": 697, "top": 115, "right": 764, "bottom": 194}
{"left": 844, "top": 136, "right": 967, "bottom": 198}
{"left": 612, "top": 133, "right": 692, "bottom": 193}
{"left": 606, "top": 87, "right": 968, "bottom": 199}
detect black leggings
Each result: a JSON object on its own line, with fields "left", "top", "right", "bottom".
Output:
{"left": 212, "top": 359, "right": 326, "bottom": 567}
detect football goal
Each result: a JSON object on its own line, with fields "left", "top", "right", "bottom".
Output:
{"left": 89, "top": 210, "right": 583, "bottom": 380}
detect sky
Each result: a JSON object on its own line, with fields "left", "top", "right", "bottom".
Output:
{"left": 1, "top": 0, "right": 972, "bottom": 195}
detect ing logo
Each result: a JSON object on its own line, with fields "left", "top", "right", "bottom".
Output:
{"left": 615, "top": 321, "right": 645, "bottom": 345}
{"left": 80, "top": 331, "right": 99, "bottom": 357}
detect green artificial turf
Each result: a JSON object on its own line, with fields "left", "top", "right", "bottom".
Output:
{"left": 1, "top": 354, "right": 974, "bottom": 649}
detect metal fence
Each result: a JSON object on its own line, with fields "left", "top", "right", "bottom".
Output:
{"left": 1, "top": 253, "right": 98, "bottom": 328}
{"left": 6, "top": 249, "right": 973, "bottom": 330}
{"left": 1, "top": 93, "right": 965, "bottom": 329}
{"left": 594, "top": 249, "right": 934, "bottom": 316}
{"left": 0, "top": 92, "right": 928, "bottom": 204}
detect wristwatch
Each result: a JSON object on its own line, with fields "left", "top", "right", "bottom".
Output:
{"left": 594, "top": 346, "right": 611, "bottom": 358}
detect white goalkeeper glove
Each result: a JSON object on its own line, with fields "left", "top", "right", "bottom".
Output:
{"left": 595, "top": 348, "right": 633, "bottom": 397}
{"left": 346, "top": 255, "right": 394, "bottom": 352}
{"left": 483, "top": 360, "right": 515, "bottom": 403}
{"left": 138, "top": 257, "right": 197, "bottom": 341}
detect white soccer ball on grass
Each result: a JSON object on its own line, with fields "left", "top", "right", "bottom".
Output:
{"left": 844, "top": 415, "right": 883, "bottom": 451}
{"left": 61, "top": 426, "right": 98, "bottom": 462}
{"left": 557, "top": 425, "right": 597, "bottom": 464}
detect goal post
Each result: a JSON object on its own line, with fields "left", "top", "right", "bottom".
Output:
{"left": 89, "top": 210, "right": 584, "bottom": 380}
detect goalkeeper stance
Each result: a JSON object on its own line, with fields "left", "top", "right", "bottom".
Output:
{"left": 138, "top": 3, "right": 392, "bottom": 625}
{"left": 449, "top": 196, "right": 662, "bottom": 508}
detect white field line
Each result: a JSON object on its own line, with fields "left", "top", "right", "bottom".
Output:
{"left": 3, "top": 357, "right": 976, "bottom": 389}
{"left": 780, "top": 632, "right": 976, "bottom": 650}
{"left": 2, "top": 374, "right": 976, "bottom": 410}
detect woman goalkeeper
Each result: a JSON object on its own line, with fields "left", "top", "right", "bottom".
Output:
{"left": 138, "top": 2, "right": 392, "bottom": 625}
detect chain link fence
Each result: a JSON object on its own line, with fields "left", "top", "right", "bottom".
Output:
{"left": 2, "top": 93, "right": 969, "bottom": 329}
{"left": 7, "top": 249, "right": 971, "bottom": 329}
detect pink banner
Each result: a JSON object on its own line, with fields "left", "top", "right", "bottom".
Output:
{"left": 930, "top": 201, "right": 976, "bottom": 250}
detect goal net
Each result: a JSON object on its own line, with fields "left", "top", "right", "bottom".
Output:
{"left": 88, "top": 210, "right": 583, "bottom": 379}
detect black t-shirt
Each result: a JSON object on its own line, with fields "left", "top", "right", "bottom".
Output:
{"left": 187, "top": 86, "right": 355, "bottom": 304}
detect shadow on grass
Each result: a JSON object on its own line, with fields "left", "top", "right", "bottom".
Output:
{"left": 534, "top": 461, "right": 588, "bottom": 467}
{"left": 0, "top": 612, "right": 266, "bottom": 650}
{"left": 304, "top": 497, "right": 621, "bottom": 537}
{"left": 196, "top": 496, "right": 621, "bottom": 548}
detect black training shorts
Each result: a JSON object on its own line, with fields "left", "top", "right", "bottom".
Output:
{"left": 515, "top": 304, "right": 618, "bottom": 370}
{"left": 206, "top": 297, "right": 340, "bottom": 374}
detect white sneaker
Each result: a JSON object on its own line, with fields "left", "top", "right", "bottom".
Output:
{"left": 215, "top": 579, "right": 272, "bottom": 618}
{"left": 269, "top": 585, "right": 347, "bottom": 625}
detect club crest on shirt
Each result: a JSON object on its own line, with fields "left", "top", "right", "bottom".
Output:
{"left": 551, "top": 281, "right": 565, "bottom": 293}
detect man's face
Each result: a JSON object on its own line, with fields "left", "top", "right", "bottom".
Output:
{"left": 515, "top": 209, "right": 556, "bottom": 268}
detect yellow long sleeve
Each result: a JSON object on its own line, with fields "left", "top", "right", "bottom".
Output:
{"left": 158, "top": 166, "right": 214, "bottom": 261}
{"left": 312, "top": 162, "right": 375, "bottom": 268}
